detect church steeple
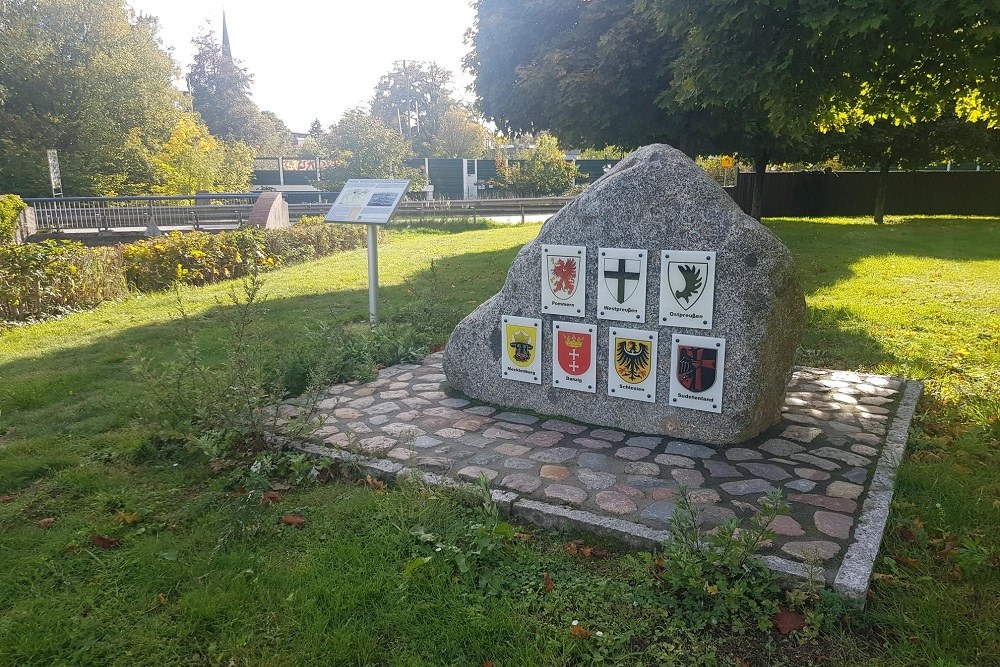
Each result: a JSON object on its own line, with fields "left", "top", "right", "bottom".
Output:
{"left": 221, "top": 11, "right": 232, "bottom": 62}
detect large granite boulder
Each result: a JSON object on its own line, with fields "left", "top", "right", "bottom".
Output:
{"left": 443, "top": 144, "right": 805, "bottom": 445}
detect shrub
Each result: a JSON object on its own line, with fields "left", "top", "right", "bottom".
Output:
{"left": 0, "top": 194, "right": 27, "bottom": 244}
{"left": 0, "top": 240, "right": 127, "bottom": 321}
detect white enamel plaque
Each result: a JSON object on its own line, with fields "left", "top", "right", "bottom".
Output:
{"left": 501, "top": 316, "right": 542, "bottom": 384}
{"left": 668, "top": 333, "right": 726, "bottom": 413}
{"left": 659, "top": 250, "right": 716, "bottom": 329}
{"left": 607, "top": 326, "right": 657, "bottom": 403}
{"left": 597, "top": 247, "right": 647, "bottom": 323}
{"left": 541, "top": 244, "right": 586, "bottom": 316}
{"left": 551, "top": 321, "right": 597, "bottom": 393}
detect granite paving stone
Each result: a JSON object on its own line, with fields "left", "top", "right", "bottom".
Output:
{"left": 737, "top": 462, "right": 792, "bottom": 481}
{"left": 781, "top": 540, "right": 841, "bottom": 562}
{"left": 664, "top": 441, "right": 716, "bottom": 458}
{"left": 703, "top": 460, "right": 742, "bottom": 478}
{"left": 759, "top": 438, "right": 805, "bottom": 456}
{"left": 590, "top": 429, "right": 626, "bottom": 442}
{"left": 788, "top": 493, "right": 858, "bottom": 513}
{"left": 530, "top": 447, "right": 578, "bottom": 464}
{"left": 672, "top": 469, "right": 705, "bottom": 487}
{"left": 544, "top": 484, "right": 588, "bottom": 505}
{"left": 494, "top": 443, "right": 531, "bottom": 457}
{"left": 455, "top": 466, "right": 498, "bottom": 482}
{"left": 540, "top": 465, "right": 571, "bottom": 480}
{"left": 496, "top": 411, "right": 540, "bottom": 425}
{"left": 577, "top": 469, "right": 617, "bottom": 491}
{"left": 654, "top": 454, "right": 696, "bottom": 468}
{"left": 527, "top": 431, "right": 564, "bottom": 447}
{"left": 794, "top": 468, "right": 830, "bottom": 481}
{"left": 814, "top": 511, "right": 853, "bottom": 539}
{"left": 780, "top": 425, "right": 823, "bottom": 443}
{"left": 501, "top": 473, "right": 541, "bottom": 494}
{"left": 574, "top": 437, "right": 611, "bottom": 449}
{"left": 624, "top": 462, "right": 660, "bottom": 476}
{"left": 826, "top": 481, "right": 864, "bottom": 500}
{"left": 596, "top": 491, "right": 639, "bottom": 515}
{"left": 720, "top": 479, "right": 778, "bottom": 496}
{"left": 626, "top": 436, "right": 662, "bottom": 449}
{"left": 614, "top": 446, "right": 652, "bottom": 461}
{"left": 640, "top": 501, "right": 677, "bottom": 523}
{"left": 725, "top": 448, "right": 763, "bottom": 461}
{"left": 767, "top": 515, "right": 806, "bottom": 536}
{"left": 578, "top": 453, "right": 608, "bottom": 469}
{"left": 541, "top": 419, "right": 588, "bottom": 434}
{"left": 291, "top": 356, "right": 915, "bottom": 594}
{"left": 784, "top": 479, "right": 816, "bottom": 492}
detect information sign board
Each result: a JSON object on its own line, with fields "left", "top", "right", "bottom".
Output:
{"left": 324, "top": 179, "right": 410, "bottom": 224}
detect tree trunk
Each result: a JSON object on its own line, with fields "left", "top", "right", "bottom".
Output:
{"left": 873, "top": 158, "right": 892, "bottom": 224}
{"left": 750, "top": 156, "right": 768, "bottom": 219}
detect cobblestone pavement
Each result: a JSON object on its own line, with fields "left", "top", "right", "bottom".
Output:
{"left": 285, "top": 351, "right": 920, "bottom": 598}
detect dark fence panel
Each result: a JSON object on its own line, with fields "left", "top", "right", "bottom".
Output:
{"left": 731, "top": 171, "right": 1000, "bottom": 217}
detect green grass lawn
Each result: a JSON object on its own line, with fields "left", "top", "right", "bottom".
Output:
{"left": 1, "top": 216, "right": 998, "bottom": 666}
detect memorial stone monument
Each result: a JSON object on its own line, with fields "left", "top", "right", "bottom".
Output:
{"left": 443, "top": 144, "right": 806, "bottom": 445}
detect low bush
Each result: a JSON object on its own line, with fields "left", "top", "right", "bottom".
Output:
{"left": 0, "top": 240, "right": 128, "bottom": 321}
{"left": 1, "top": 219, "right": 372, "bottom": 323}
{"left": 0, "top": 194, "right": 27, "bottom": 244}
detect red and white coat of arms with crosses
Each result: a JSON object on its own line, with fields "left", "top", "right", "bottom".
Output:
{"left": 557, "top": 330, "right": 592, "bottom": 376}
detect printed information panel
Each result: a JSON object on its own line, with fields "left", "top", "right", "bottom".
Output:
{"left": 541, "top": 245, "right": 587, "bottom": 316}
{"left": 607, "top": 326, "right": 657, "bottom": 403}
{"left": 659, "top": 250, "right": 716, "bottom": 329}
{"left": 597, "top": 247, "right": 647, "bottom": 323}
{"left": 668, "top": 333, "right": 726, "bottom": 413}
{"left": 551, "top": 320, "right": 597, "bottom": 393}
{"left": 324, "top": 179, "right": 410, "bottom": 224}
{"left": 501, "top": 316, "right": 542, "bottom": 384}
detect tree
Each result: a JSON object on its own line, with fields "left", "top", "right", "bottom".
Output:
{"left": 186, "top": 28, "right": 260, "bottom": 144}
{"left": 433, "top": 107, "right": 489, "bottom": 158}
{"left": 149, "top": 114, "right": 252, "bottom": 195}
{"left": 248, "top": 110, "right": 295, "bottom": 157}
{"left": 0, "top": 0, "right": 182, "bottom": 196}
{"left": 316, "top": 108, "right": 425, "bottom": 190}
{"left": 490, "top": 133, "right": 581, "bottom": 196}
{"left": 644, "top": 0, "right": 1000, "bottom": 221}
{"left": 371, "top": 61, "right": 457, "bottom": 156}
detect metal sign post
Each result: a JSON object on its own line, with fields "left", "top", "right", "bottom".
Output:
{"left": 47, "top": 149, "right": 63, "bottom": 197}
{"left": 324, "top": 178, "right": 411, "bottom": 324}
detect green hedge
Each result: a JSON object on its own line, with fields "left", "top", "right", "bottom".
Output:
{"left": 0, "top": 194, "right": 27, "bottom": 244}
{"left": 1, "top": 219, "right": 371, "bottom": 323}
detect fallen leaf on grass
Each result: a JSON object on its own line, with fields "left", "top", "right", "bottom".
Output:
{"left": 897, "top": 526, "right": 918, "bottom": 542}
{"left": 260, "top": 491, "right": 282, "bottom": 506}
{"left": 774, "top": 608, "right": 806, "bottom": 635}
{"left": 37, "top": 517, "right": 56, "bottom": 529}
{"left": 208, "top": 460, "right": 228, "bottom": 474}
{"left": 280, "top": 513, "right": 306, "bottom": 528}
{"left": 91, "top": 534, "right": 121, "bottom": 549}
{"left": 563, "top": 540, "right": 610, "bottom": 559}
{"left": 115, "top": 511, "right": 141, "bottom": 525}
{"left": 0, "top": 494, "right": 17, "bottom": 503}
{"left": 364, "top": 476, "right": 386, "bottom": 493}
{"left": 570, "top": 624, "right": 592, "bottom": 639}
{"left": 896, "top": 556, "right": 921, "bottom": 569}
{"left": 482, "top": 662, "right": 494, "bottom": 667}
{"left": 542, "top": 571, "right": 555, "bottom": 594}
{"left": 513, "top": 532, "right": 533, "bottom": 541}
{"left": 270, "top": 481, "right": 291, "bottom": 491}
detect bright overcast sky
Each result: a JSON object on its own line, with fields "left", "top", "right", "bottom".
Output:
{"left": 127, "top": 0, "right": 477, "bottom": 132}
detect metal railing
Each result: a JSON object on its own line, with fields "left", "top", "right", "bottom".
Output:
{"left": 25, "top": 194, "right": 260, "bottom": 231}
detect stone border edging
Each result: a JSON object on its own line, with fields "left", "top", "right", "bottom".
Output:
{"left": 833, "top": 379, "right": 923, "bottom": 600}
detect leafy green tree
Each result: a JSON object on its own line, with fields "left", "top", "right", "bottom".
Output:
{"left": 433, "top": 107, "right": 489, "bottom": 158}
{"left": 371, "top": 61, "right": 457, "bottom": 156}
{"left": 186, "top": 28, "right": 259, "bottom": 144}
{"left": 150, "top": 114, "right": 252, "bottom": 195}
{"left": 248, "top": 110, "right": 295, "bottom": 157}
{"left": 0, "top": 0, "right": 182, "bottom": 196}
{"left": 490, "top": 133, "right": 580, "bottom": 196}
{"left": 317, "top": 109, "right": 425, "bottom": 190}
